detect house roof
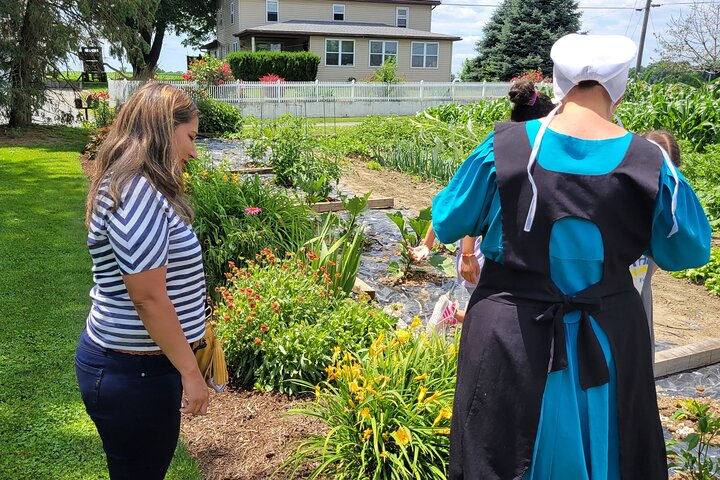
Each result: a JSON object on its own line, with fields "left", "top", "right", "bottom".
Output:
{"left": 235, "top": 21, "right": 462, "bottom": 41}
{"left": 200, "top": 39, "right": 219, "bottom": 50}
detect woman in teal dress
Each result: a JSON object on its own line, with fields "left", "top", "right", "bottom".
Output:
{"left": 433, "top": 34, "right": 711, "bottom": 479}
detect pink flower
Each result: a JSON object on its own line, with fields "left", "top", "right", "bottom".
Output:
{"left": 244, "top": 206, "right": 262, "bottom": 215}
{"left": 259, "top": 73, "right": 286, "bottom": 83}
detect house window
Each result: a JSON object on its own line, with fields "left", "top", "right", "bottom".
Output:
{"left": 333, "top": 4, "right": 345, "bottom": 21}
{"left": 396, "top": 7, "right": 408, "bottom": 28}
{"left": 232, "top": 42, "right": 239, "bottom": 52}
{"left": 230, "top": 1, "right": 235, "bottom": 24}
{"left": 369, "top": 40, "right": 397, "bottom": 67}
{"left": 218, "top": 9, "right": 224, "bottom": 29}
{"left": 411, "top": 42, "right": 438, "bottom": 68}
{"left": 257, "top": 42, "right": 282, "bottom": 51}
{"left": 267, "top": 0, "right": 279, "bottom": 22}
{"left": 325, "top": 39, "right": 355, "bottom": 66}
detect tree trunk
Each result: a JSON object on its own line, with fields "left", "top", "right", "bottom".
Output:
{"left": 8, "top": 0, "right": 38, "bottom": 128}
{"left": 132, "top": 22, "right": 167, "bottom": 79}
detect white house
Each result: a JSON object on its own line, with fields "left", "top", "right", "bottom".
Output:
{"left": 202, "top": 0, "right": 461, "bottom": 81}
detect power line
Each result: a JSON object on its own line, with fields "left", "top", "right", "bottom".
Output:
{"left": 439, "top": 1, "right": 719, "bottom": 9}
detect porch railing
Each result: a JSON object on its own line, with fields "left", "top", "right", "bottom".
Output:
{"left": 108, "top": 79, "right": 518, "bottom": 104}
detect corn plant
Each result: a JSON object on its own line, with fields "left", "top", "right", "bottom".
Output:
{"left": 667, "top": 399, "right": 720, "bottom": 479}
{"left": 386, "top": 207, "right": 432, "bottom": 279}
{"left": 618, "top": 79, "right": 720, "bottom": 151}
{"left": 281, "top": 324, "right": 460, "bottom": 480}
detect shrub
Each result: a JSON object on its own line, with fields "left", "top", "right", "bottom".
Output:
{"left": 372, "top": 58, "right": 401, "bottom": 84}
{"left": 197, "top": 97, "right": 243, "bottom": 135}
{"left": 186, "top": 159, "right": 315, "bottom": 291}
{"left": 283, "top": 324, "right": 460, "bottom": 479}
{"left": 226, "top": 51, "right": 320, "bottom": 81}
{"left": 215, "top": 249, "right": 396, "bottom": 395}
{"left": 183, "top": 57, "right": 234, "bottom": 88}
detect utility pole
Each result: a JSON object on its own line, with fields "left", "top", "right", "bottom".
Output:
{"left": 635, "top": 0, "right": 655, "bottom": 74}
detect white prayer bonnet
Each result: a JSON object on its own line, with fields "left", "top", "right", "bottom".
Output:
{"left": 551, "top": 34, "right": 637, "bottom": 104}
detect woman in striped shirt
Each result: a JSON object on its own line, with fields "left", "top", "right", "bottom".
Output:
{"left": 75, "top": 82, "right": 209, "bottom": 479}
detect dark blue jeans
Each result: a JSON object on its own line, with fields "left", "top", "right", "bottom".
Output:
{"left": 75, "top": 329, "right": 183, "bottom": 479}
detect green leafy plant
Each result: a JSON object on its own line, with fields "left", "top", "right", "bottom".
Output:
{"left": 366, "top": 160, "right": 382, "bottom": 170}
{"left": 282, "top": 324, "right": 460, "bottom": 479}
{"left": 672, "top": 247, "right": 720, "bottom": 296}
{"left": 304, "top": 212, "right": 367, "bottom": 296}
{"left": 246, "top": 115, "right": 341, "bottom": 198}
{"left": 196, "top": 97, "right": 243, "bottom": 135}
{"left": 215, "top": 250, "right": 395, "bottom": 395}
{"left": 186, "top": 158, "right": 314, "bottom": 292}
{"left": 372, "top": 57, "right": 401, "bottom": 84}
{"left": 386, "top": 207, "right": 432, "bottom": 278}
{"left": 667, "top": 399, "right": 720, "bottom": 479}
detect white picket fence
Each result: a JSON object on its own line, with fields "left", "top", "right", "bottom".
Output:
{"left": 108, "top": 79, "right": 516, "bottom": 104}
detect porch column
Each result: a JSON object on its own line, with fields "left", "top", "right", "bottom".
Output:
{"left": 251, "top": 37, "right": 256, "bottom": 52}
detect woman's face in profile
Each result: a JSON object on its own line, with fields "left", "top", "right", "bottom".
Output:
{"left": 174, "top": 116, "right": 199, "bottom": 169}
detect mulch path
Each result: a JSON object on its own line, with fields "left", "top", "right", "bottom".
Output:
{"left": 181, "top": 388, "right": 326, "bottom": 480}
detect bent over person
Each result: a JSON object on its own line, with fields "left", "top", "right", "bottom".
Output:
{"left": 432, "top": 34, "right": 711, "bottom": 479}
{"left": 75, "top": 83, "right": 209, "bottom": 479}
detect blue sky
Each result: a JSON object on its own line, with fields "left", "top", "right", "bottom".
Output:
{"left": 90, "top": 0, "right": 694, "bottom": 75}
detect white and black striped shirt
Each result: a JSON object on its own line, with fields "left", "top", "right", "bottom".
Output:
{"left": 86, "top": 176, "right": 206, "bottom": 351}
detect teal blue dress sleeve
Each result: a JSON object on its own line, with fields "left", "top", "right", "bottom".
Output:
{"left": 649, "top": 164, "right": 711, "bottom": 271}
{"left": 432, "top": 132, "right": 497, "bottom": 245}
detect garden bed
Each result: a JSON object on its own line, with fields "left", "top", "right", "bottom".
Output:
{"left": 181, "top": 138, "right": 720, "bottom": 479}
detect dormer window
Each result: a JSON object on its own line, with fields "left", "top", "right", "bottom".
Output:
{"left": 396, "top": 7, "right": 408, "bottom": 28}
{"left": 333, "top": 4, "right": 345, "bottom": 21}
{"left": 267, "top": 0, "right": 279, "bottom": 22}
{"left": 230, "top": 1, "right": 235, "bottom": 25}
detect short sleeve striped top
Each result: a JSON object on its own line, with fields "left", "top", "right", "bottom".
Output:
{"left": 86, "top": 175, "right": 206, "bottom": 351}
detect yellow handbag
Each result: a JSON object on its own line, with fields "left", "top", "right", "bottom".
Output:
{"left": 193, "top": 320, "right": 228, "bottom": 393}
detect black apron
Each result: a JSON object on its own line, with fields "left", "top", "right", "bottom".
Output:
{"left": 448, "top": 122, "right": 668, "bottom": 479}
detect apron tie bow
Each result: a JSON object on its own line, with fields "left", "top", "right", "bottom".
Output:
{"left": 534, "top": 295, "right": 610, "bottom": 390}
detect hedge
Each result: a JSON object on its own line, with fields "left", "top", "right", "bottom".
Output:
{"left": 226, "top": 51, "right": 320, "bottom": 81}
{"left": 197, "top": 97, "right": 243, "bottom": 135}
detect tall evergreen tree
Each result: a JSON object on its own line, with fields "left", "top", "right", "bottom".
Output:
{"left": 461, "top": 0, "right": 512, "bottom": 81}
{"left": 463, "top": 0, "right": 581, "bottom": 81}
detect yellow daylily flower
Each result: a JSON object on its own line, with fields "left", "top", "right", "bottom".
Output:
{"left": 396, "top": 329, "right": 410, "bottom": 343}
{"left": 410, "top": 316, "right": 422, "bottom": 329}
{"left": 392, "top": 427, "right": 411, "bottom": 446}
{"left": 432, "top": 406, "right": 453, "bottom": 426}
{"left": 361, "top": 428, "right": 373, "bottom": 442}
{"left": 417, "top": 386, "right": 428, "bottom": 404}
{"left": 414, "top": 373, "right": 428, "bottom": 381}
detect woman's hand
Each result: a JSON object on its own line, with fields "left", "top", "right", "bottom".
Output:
{"left": 460, "top": 255, "right": 480, "bottom": 284}
{"left": 409, "top": 245, "right": 431, "bottom": 261}
{"left": 180, "top": 371, "right": 210, "bottom": 415}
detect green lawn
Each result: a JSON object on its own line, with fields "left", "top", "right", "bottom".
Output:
{"left": 0, "top": 126, "right": 202, "bottom": 479}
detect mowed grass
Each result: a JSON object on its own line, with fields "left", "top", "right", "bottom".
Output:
{"left": 0, "top": 126, "right": 202, "bottom": 479}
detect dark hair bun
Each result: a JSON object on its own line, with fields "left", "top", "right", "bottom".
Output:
{"left": 508, "top": 81, "right": 536, "bottom": 106}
